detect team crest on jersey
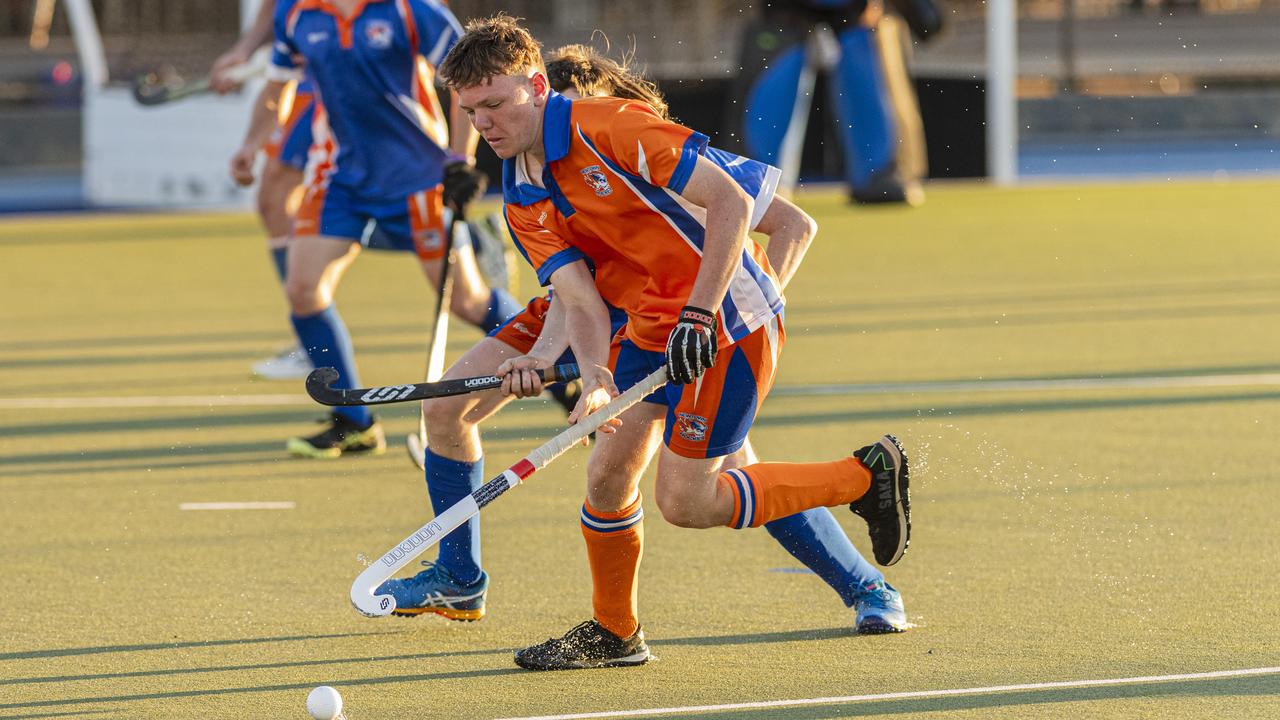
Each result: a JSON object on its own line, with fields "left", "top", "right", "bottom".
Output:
{"left": 581, "top": 165, "right": 613, "bottom": 197}
{"left": 364, "top": 20, "right": 393, "bottom": 49}
{"left": 675, "top": 412, "right": 708, "bottom": 442}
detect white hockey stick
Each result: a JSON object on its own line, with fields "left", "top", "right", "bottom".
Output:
{"left": 405, "top": 215, "right": 465, "bottom": 470}
{"left": 352, "top": 366, "right": 669, "bottom": 617}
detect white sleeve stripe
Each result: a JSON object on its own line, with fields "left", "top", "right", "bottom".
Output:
{"left": 750, "top": 165, "right": 782, "bottom": 230}
{"left": 267, "top": 64, "right": 303, "bottom": 83}
{"left": 426, "top": 27, "right": 454, "bottom": 66}
{"left": 636, "top": 141, "right": 651, "bottom": 183}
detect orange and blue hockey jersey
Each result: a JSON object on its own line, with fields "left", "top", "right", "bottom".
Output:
{"left": 269, "top": 0, "right": 460, "bottom": 201}
{"left": 502, "top": 93, "right": 785, "bottom": 353}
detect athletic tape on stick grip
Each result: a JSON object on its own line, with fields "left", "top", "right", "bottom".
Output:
{"left": 350, "top": 366, "right": 670, "bottom": 617}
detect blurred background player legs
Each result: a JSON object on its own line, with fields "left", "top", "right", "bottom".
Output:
{"left": 214, "top": 0, "right": 315, "bottom": 379}
{"left": 265, "top": 0, "right": 522, "bottom": 458}
{"left": 282, "top": 177, "right": 520, "bottom": 459}
{"left": 729, "top": 0, "right": 930, "bottom": 205}
{"left": 229, "top": 77, "right": 316, "bottom": 380}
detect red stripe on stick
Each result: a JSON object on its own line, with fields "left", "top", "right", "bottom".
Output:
{"left": 510, "top": 458, "right": 536, "bottom": 479}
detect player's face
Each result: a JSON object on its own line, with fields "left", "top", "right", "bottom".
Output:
{"left": 457, "top": 72, "right": 547, "bottom": 159}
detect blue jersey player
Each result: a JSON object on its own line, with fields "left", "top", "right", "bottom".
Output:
{"left": 265, "top": 0, "right": 521, "bottom": 458}
{"left": 214, "top": 0, "right": 319, "bottom": 380}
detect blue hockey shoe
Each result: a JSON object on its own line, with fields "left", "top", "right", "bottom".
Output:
{"left": 853, "top": 580, "right": 908, "bottom": 634}
{"left": 375, "top": 561, "right": 488, "bottom": 621}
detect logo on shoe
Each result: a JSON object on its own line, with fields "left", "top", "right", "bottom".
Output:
{"left": 361, "top": 385, "right": 415, "bottom": 403}
{"left": 675, "top": 412, "right": 708, "bottom": 442}
{"left": 879, "top": 485, "right": 894, "bottom": 509}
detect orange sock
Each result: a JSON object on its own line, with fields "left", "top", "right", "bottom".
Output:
{"left": 581, "top": 494, "right": 644, "bottom": 639}
{"left": 720, "top": 457, "right": 871, "bottom": 529}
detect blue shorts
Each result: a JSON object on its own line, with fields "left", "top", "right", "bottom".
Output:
{"left": 609, "top": 314, "right": 785, "bottom": 459}
{"left": 294, "top": 183, "right": 448, "bottom": 260}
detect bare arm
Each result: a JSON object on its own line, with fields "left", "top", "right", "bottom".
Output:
{"left": 755, "top": 195, "right": 818, "bottom": 291}
{"left": 495, "top": 294, "right": 572, "bottom": 399}
{"left": 498, "top": 261, "right": 619, "bottom": 428}
{"left": 527, "top": 295, "right": 570, "bottom": 366}
{"left": 449, "top": 93, "right": 480, "bottom": 161}
{"left": 211, "top": 0, "right": 276, "bottom": 93}
{"left": 229, "top": 79, "right": 287, "bottom": 186}
{"left": 676, "top": 156, "right": 754, "bottom": 311}
{"left": 544, "top": 263, "right": 614, "bottom": 390}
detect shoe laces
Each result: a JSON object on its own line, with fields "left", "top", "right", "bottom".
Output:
{"left": 545, "top": 620, "right": 605, "bottom": 650}
{"left": 856, "top": 582, "right": 896, "bottom": 607}
{"left": 413, "top": 560, "right": 447, "bottom": 584}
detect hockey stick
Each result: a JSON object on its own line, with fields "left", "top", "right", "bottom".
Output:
{"left": 351, "top": 366, "right": 669, "bottom": 617}
{"left": 132, "top": 54, "right": 265, "bottom": 107}
{"left": 305, "top": 363, "right": 581, "bottom": 406}
{"left": 405, "top": 211, "right": 462, "bottom": 468}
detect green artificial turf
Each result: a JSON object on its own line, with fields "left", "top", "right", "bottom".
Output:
{"left": 1, "top": 180, "right": 1277, "bottom": 718}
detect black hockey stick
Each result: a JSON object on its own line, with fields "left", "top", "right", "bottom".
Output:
{"left": 131, "top": 56, "right": 265, "bottom": 107}
{"left": 306, "top": 363, "right": 581, "bottom": 407}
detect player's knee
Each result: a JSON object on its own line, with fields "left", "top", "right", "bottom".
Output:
{"left": 423, "top": 396, "right": 472, "bottom": 438}
{"left": 655, "top": 488, "right": 714, "bottom": 529}
{"left": 284, "top": 275, "right": 322, "bottom": 313}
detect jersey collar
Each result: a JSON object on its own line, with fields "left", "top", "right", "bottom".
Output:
{"left": 501, "top": 91, "right": 573, "bottom": 206}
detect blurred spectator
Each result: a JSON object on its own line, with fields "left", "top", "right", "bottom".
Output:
{"left": 726, "top": 0, "right": 942, "bottom": 205}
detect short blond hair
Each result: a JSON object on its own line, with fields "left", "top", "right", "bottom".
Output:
{"left": 439, "top": 14, "right": 544, "bottom": 88}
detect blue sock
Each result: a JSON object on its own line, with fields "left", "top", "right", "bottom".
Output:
{"left": 424, "top": 448, "right": 484, "bottom": 585}
{"left": 270, "top": 247, "right": 288, "bottom": 284}
{"left": 290, "top": 305, "right": 370, "bottom": 427}
{"left": 765, "top": 507, "right": 883, "bottom": 607}
{"left": 479, "top": 287, "right": 522, "bottom": 333}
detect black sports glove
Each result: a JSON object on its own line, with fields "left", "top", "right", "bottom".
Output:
{"left": 665, "top": 305, "right": 718, "bottom": 385}
{"left": 442, "top": 160, "right": 488, "bottom": 214}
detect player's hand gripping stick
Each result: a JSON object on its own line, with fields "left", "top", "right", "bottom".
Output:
{"left": 305, "top": 363, "right": 581, "bottom": 406}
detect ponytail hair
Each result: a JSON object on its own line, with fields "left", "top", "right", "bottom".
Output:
{"left": 545, "top": 42, "right": 670, "bottom": 120}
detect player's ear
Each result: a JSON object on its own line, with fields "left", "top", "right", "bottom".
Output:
{"left": 530, "top": 71, "right": 549, "bottom": 104}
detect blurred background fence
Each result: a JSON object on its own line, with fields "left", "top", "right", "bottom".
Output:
{"left": 2, "top": 0, "right": 1278, "bottom": 209}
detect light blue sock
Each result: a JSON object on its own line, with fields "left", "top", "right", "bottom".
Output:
{"left": 765, "top": 507, "right": 883, "bottom": 607}
{"left": 270, "top": 247, "right": 288, "bottom": 284}
{"left": 424, "top": 448, "right": 484, "bottom": 585}
{"left": 479, "top": 288, "right": 522, "bottom": 333}
{"left": 290, "top": 305, "right": 370, "bottom": 427}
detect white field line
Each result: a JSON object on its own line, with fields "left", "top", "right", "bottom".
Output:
{"left": 5, "top": 371, "right": 1280, "bottom": 410}
{"left": 493, "top": 666, "right": 1280, "bottom": 720}
{"left": 0, "top": 394, "right": 308, "bottom": 409}
{"left": 179, "top": 501, "right": 296, "bottom": 511}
